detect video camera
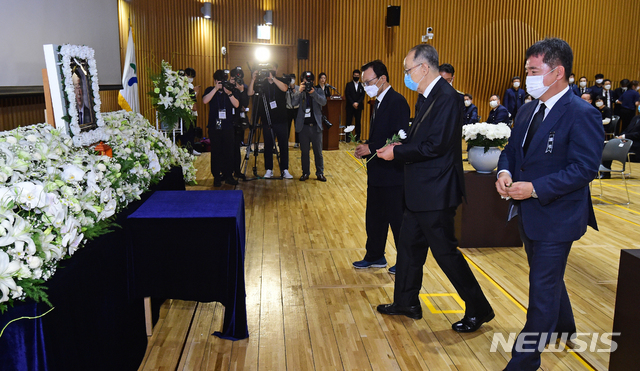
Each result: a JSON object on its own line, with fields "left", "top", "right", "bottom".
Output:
{"left": 301, "top": 71, "right": 315, "bottom": 92}
{"left": 229, "top": 66, "right": 245, "bottom": 86}
{"left": 253, "top": 63, "right": 277, "bottom": 92}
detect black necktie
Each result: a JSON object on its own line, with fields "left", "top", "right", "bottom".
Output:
{"left": 523, "top": 103, "right": 546, "bottom": 155}
{"left": 369, "top": 100, "right": 379, "bottom": 138}
{"left": 415, "top": 94, "right": 426, "bottom": 113}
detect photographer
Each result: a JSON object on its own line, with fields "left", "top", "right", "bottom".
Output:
{"left": 292, "top": 71, "right": 327, "bottom": 181}
{"left": 247, "top": 63, "right": 293, "bottom": 179}
{"left": 285, "top": 74, "right": 300, "bottom": 148}
{"left": 203, "top": 69, "right": 240, "bottom": 187}
{"left": 229, "top": 67, "right": 250, "bottom": 180}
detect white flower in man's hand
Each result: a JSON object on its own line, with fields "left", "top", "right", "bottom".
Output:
{"left": 344, "top": 125, "right": 355, "bottom": 133}
{"left": 398, "top": 129, "right": 407, "bottom": 140}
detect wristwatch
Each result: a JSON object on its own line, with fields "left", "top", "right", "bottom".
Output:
{"left": 531, "top": 186, "right": 538, "bottom": 199}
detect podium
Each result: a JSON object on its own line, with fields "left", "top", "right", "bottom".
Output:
{"left": 322, "top": 95, "right": 343, "bottom": 150}
{"left": 609, "top": 249, "right": 640, "bottom": 370}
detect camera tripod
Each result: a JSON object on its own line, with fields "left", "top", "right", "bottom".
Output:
{"left": 240, "top": 90, "right": 282, "bottom": 180}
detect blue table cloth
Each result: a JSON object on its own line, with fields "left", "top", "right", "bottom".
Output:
{"left": 127, "top": 190, "right": 248, "bottom": 340}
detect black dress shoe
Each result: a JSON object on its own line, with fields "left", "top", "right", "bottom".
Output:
{"left": 376, "top": 303, "right": 422, "bottom": 320}
{"left": 225, "top": 177, "right": 239, "bottom": 186}
{"left": 299, "top": 174, "right": 309, "bottom": 181}
{"left": 214, "top": 178, "right": 222, "bottom": 187}
{"left": 234, "top": 172, "right": 247, "bottom": 181}
{"left": 317, "top": 174, "right": 327, "bottom": 182}
{"left": 452, "top": 309, "right": 495, "bottom": 332}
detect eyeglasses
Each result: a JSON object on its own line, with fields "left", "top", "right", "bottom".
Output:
{"left": 404, "top": 63, "right": 423, "bottom": 76}
{"left": 362, "top": 76, "right": 379, "bottom": 87}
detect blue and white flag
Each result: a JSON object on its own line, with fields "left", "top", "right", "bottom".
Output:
{"left": 118, "top": 27, "right": 139, "bottom": 112}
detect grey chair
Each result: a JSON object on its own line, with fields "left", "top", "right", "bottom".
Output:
{"left": 597, "top": 138, "right": 633, "bottom": 205}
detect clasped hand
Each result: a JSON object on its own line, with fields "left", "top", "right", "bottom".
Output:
{"left": 354, "top": 144, "right": 370, "bottom": 159}
{"left": 376, "top": 142, "right": 401, "bottom": 161}
{"left": 495, "top": 173, "right": 534, "bottom": 200}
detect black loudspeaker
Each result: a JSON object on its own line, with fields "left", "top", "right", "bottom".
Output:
{"left": 386, "top": 6, "right": 401, "bottom": 27}
{"left": 297, "top": 39, "right": 309, "bottom": 60}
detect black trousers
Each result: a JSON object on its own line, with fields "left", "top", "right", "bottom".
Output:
{"left": 262, "top": 121, "right": 289, "bottom": 171}
{"left": 345, "top": 105, "right": 362, "bottom": 142}
{"left": 287, "top": 108, "right": 299, "bottom": 144}
{"left": 393, "top": 207, "right": 491, "bottom": 316}
{"left": 364, "top": 185, "right": 404, "bottom": 262}
{"left": 618, "top": 107, "right": 636, "bottom": 134}
{"left": 233, "top": 126, "right": 245, "bottom": 174}
{"left": 209, "top": 125, "right": 234, "bottom": 179}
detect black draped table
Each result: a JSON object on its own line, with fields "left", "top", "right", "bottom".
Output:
{"left": 126, "top": 190, "right": 248, "bottom": 340}
{"left": 0, "top": 167, "right": 185, "bottom": 371}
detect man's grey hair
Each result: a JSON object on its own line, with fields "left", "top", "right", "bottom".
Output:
{"left": 409, "top": 44, "right": 439, "bottom": 70}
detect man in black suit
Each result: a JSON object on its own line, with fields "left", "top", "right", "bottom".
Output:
{"left": 376, "top": 44, "right": 493, "bottom": 332}
{"left": 577, "top": 76, "right": 591, "bottom": 96}
{"left": 600, "top": 79, "right": 614, "bottom": 109}
{"left": 352, "top": 60, "right": 410, "bottom": 273}
{"left": 344, "top": 69, "right": 365, "bottom": 142}
{"left": 617, "top": 115, "right": 640, "bottom": 162}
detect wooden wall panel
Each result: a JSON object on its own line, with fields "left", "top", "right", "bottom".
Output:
{"left": 3, "top": 0, "right": 639, "bottom": 133}
{"left": 0, "top": 95, "right": 46, "bottom": 131}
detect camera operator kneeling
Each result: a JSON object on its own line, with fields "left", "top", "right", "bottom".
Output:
{"left": 292, "top": 71, "right": 327, "bottom": 181}
{"left": 203, "top": 69, "right": 240, "bottom": 187}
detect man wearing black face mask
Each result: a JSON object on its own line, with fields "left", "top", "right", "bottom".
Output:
{"left": 352, "top": 60, "right": 410, "bottom": 273}
{"left": 345, "top": 69, "right": 365, "bottom": 142}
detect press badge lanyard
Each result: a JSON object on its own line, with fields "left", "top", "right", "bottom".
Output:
{"left": 215, "top": 92, "right": 227, "bottom": 129}
{"left": 267, "top": 84, "right": 277, "bottom": 109}
{"left": 305, "top": 94, "right": 312, "bottom": 118}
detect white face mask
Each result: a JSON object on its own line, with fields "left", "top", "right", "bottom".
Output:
{"left": 489, "top": 100, "right": 498, "bottom": 108}
{"left": 464, "top": 100, "right": 471, "bottom": 107}
{"left": 188, "top": 77, "right": 194, "bottom": 83}
{"left": 513, "top": 82, "right": 520, "bottom": 88}
{"left": 364, "top": 78, "right": 382, "bottom": 98}
{"left": 596, "top": 79, "right": 604, "bottom": 84}
{"left": 604, "top": 84, "right": 611, "bottom": 90}
{"left": 525, "top": 67, "right": 558, "bottom": 99}
{"left": 569, "top": 77, "right": 575, "bottom": 84}
{"left": 579, "top": 81, "right": 587, "bottom": 87}
{"left": 595, "top": 101, "right": 604, "bottom": 108}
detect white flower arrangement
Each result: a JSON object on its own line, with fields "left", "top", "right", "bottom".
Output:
{"left": 462, "top": 122, "right": 511, "bottom": 152}
{"left": 0, "top": 111, "right": 196, "bottom": 312}
{"left": 58, "top": 44, "right": 108, "bottom": 147}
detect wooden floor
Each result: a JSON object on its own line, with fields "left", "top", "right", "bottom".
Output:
{"left": 138, "top": 142, "right": 639, "bottom": 371}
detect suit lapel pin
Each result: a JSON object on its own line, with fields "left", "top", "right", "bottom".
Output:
{"left": 546, "top": 132, "right": 555, "bottom": 153}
